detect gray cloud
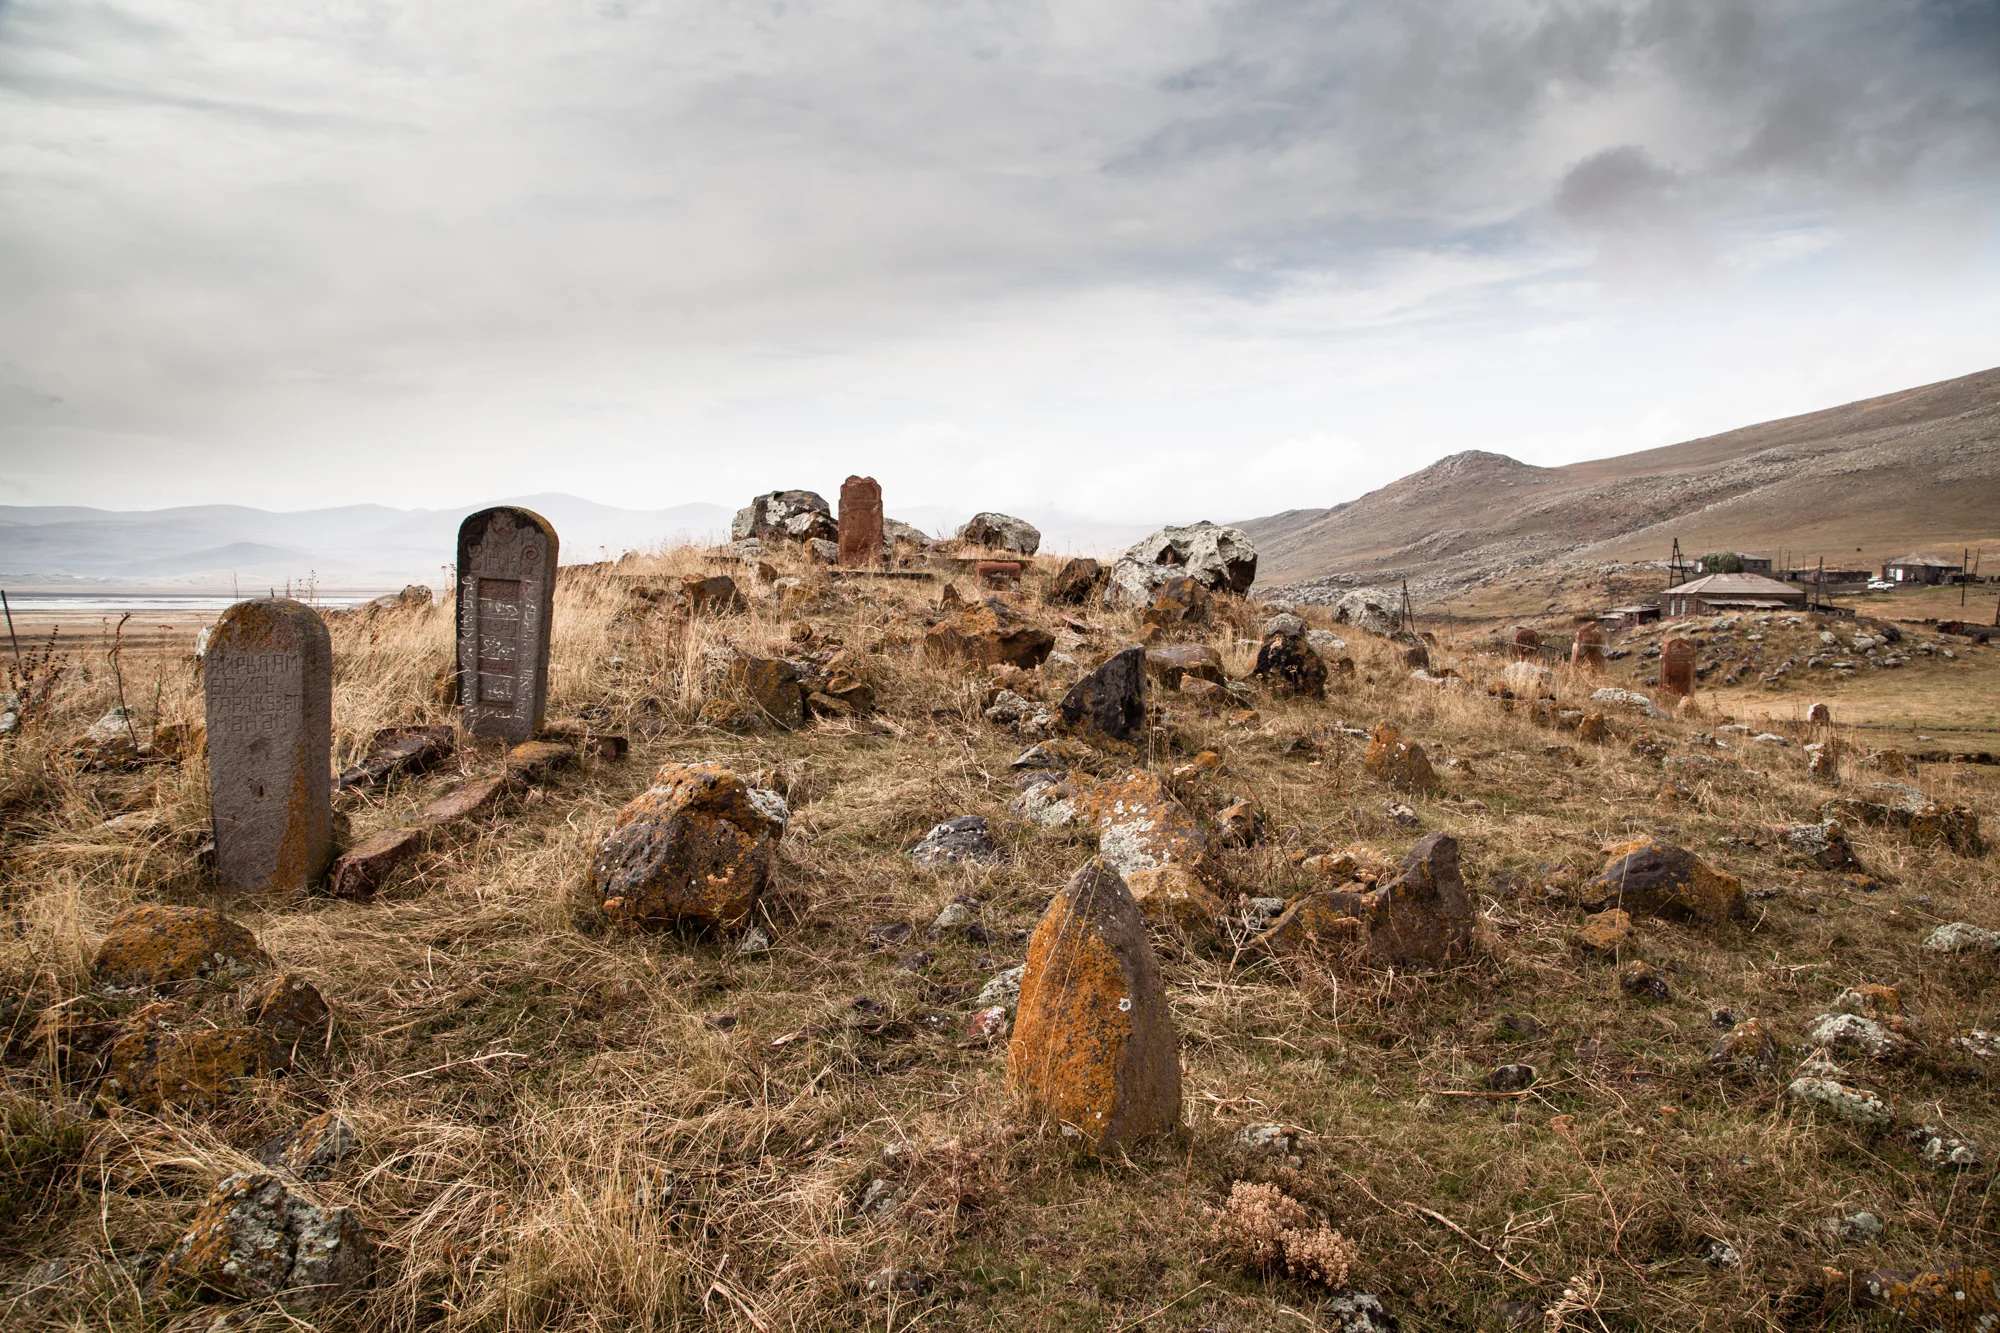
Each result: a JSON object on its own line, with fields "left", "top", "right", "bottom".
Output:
{"left": 0, "top": 0, "right": 1995, "bottom": 516}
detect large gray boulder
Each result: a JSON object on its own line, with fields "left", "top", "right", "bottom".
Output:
{"left": 1332, "top": 587, "right": 1399, "bottom": 635}
{"left": 732, "top": 491, "right": 836, "bottom": 544}
{"left": 957, "top": 512, "right": 1040, "bottom": 555}
{"left": 1105, "top": 522, "right": 1257, "bottom": 607}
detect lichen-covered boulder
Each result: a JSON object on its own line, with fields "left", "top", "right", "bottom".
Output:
{"left": 593, "top": 763, "right": 788, "bottom": 929}
{"left": 909, "top": 815, "right": 1001, "bottom": 868}
{"left": 923, "top": 598, "right": 1055, "bottom": 671}
{"left": 1106, "top": 523, "right": 1257, "bottom": 607}
{"left": 159, "top": 1171, "right": 372, "bottom": 1308}
{"left": 1332, "top": 588, "right": 1398, "bottom": 636}
{"left": 99, "top": 1023, "right": 280, "bottom": 1113}
{"left": 1251, "top": 628, "right": 1326, "bottom": 698}
{"left": 1572, "top": 908, "right": 1633, "bottom": 957}
{"left": 1060, "top": 646, "right": 1147, "bottom": 743}
{"left": 246, "top": 971, "right": 331, "bottom": 1053}
{"left": 1006, "top": 861, "right": 1180, "bottom": 1148}
{"left": 676, "top": 573, "right": 745, "bottom": 616}
{"left": 1709, "top": 1018, "right": 1779, "bottom": 1071}
{"left": 1254, "top": 833, "right": 1473, "bottom": 968}
{"left": 956, "top": 512, "right": 1041, "bottom": 555}
{"left": 1143, "top": 643, "right": 1226, "bottom": 689}
{"left": 1581, "top": 840, "right": 1745, "bottom": 924}
{"left": 92, "top": 905, "right": 271, "bottom": 993}
{"left": 1782, "top": 820, "right": 1861, "bottom": 871}
{"left": 732, "top": 657, "right": 806, "bottom": 729}
{"left": 1049, "top": 557, "right": 1104, "bottom": 605}
{"left": 732, "top": 490, "right": 835, "bottom": 544}
{"left": 277, "top": 1111, "right": 358, "bottom": 1181}
{"left": 1070, "top": 770, "right": 1216, "bottom": 886}
{"left": 1124, "top": 865, "right": 1225, "bottom": 932}
{"left": 1363, "top": 724, "right": 1439, "bottom": 794}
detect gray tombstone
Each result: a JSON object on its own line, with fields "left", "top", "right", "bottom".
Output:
{"left": 205, "top": 598, "right": 333, "bottom": 894}
{"left": 456, "top": 507, "right": 558, "bottom": 744}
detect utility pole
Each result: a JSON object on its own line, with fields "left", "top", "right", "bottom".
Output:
{"left": 1964, "top": 547, "right": 1970, "bottom": 608}
{"left": 1815, "top": 557, "right": 1823, "bottom": 613}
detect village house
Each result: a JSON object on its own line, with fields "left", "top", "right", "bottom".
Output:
{"left": 1881, "top": 552, "right": 1961, "bottom": 585}
{"left": 1599, "top": 603, "right": 1662, "bottom": 630}
{"left": 1694, "top": 552, "right": 1773, "bottom": 575}
{"left": 1659, "top": 572, "right": 1810, "bottom": 616}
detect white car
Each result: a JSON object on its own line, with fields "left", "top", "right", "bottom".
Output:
{"left": 1866, "top": 580, "right": 1895, "bottom": 591}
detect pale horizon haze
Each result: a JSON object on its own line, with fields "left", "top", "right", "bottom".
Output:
{"left": 4, "top": 1, "right": 1998, "bottom": 525}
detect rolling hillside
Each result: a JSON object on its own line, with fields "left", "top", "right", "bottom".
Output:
{"left": 1241, "top": 366, "right": 2000, "bottom": 594}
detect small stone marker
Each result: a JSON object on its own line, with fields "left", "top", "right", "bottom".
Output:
{"left": 1661, "top": 637, "right": 1696, "bottom": 697}
{"left": 205, "top": 599, "right": 332, "bottom": 895}
{"left": 1572, "top": 623, "right": 1606, "bottom": 673}
{"left": 976, "top": 560, "right": 1023, "bottom": 591}
{"left": 837, "top": 475, "right": 885, "bottom": 567}
{"left": 456, "top": 507, "right": 558, "bottom": 744}
{"left": 1511, "top": 627, "right": 1541, "bottom": 661}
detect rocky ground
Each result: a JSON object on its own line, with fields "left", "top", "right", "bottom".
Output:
{"left": 0, "top": 542, "right": 1996, "bottom": 1332}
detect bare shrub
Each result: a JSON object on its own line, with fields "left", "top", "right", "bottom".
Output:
{"left": 1209, "top": 1180, "right": 1357, "bottom": 1287}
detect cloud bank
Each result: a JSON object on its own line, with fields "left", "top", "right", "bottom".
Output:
{"left": 2, "top": 0, "right": 1996, "bottom": 520}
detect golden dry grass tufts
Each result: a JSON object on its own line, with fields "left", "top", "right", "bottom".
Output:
{"left": 0, "top": 545, "right": 1996, "bottom": 1330}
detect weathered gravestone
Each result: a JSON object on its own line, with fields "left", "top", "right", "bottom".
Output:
{"left": 1572, "top": 623, "right": 1606, "bottom": 673}
{"left": 1661, "top": 638, "right": 1696, "bottom": 697}
{"left": 456, "top": 508, "right": 558, "bottom": 744}
{"left": 205, "top": 599, "right": 332, "bottom": 894}
{"left": 1510, "top": 627, "right": 1541, "bottom": 662}
{"left": 837, "top": 475, "right": 884, "bottom": 568}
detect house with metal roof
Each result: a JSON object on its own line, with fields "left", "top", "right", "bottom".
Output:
{"left": 1660, "top": 573, "right": 1809, "bottom": 616}
{"left": 1881, "top": 553, "right": 1961, "bottom": 585}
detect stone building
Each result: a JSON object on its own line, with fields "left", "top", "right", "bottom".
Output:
{"left": 1660, "top": 573, "right": 1809, "bottom": 617}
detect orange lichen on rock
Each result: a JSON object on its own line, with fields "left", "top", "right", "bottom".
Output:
{"left": 98, "top": 1020, "right": 279, "bottom": 1112}
{"left": 1256, "top": 833, "right": 1474, "bottom": 968}
{"left": 91, "top": 904, "right": 271, "bottom": 992}
{"left": 593, "top": 763, "right": 788, "bottom": 929}
{"left": 1364, "top": 723, "right": 1439, "bottom": 793}
{"left": 160, "top": 1171, "right": 373, "bottom": 1307}
{"left": 1572, "top": 908, "right": 1634, "bottom": 957}
{"left": 1070, "top": 770, "right": 1217, "bottom": 886}
{"left": 246, "top": 970, "right": 331, "bottom": 1052}
{"left": 1582, "top": 839, "right": 1745, "bottom": 924}
{"left": 923, "top": 598, "right": 1055, "bottom": 670}
{"left": 1006, "top": 860, "right": 1180, "bottom": 1150}
{"left": 1124, "top": 865, "right": 1224, "bottom": 932}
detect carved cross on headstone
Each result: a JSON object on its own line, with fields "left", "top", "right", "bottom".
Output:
{"left": 456, "top": 507, "right": 558, "bottom": 744}
{"left": 837, "top": 475, "right": 884, "bottom": 567}
{"left": 205, "top": 598, "right": 332, "bottom": 894}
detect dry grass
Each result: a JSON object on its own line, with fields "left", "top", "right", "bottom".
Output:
{"left": 0, "top": 544, "right": 1996, "bottom": 1331}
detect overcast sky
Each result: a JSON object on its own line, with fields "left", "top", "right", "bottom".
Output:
{"left": 3, "top": 0, "right": 1997, "bottom": 524}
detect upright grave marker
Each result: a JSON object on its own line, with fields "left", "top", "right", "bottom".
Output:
{"left": 1572, "top": 623, "right": 1606, "bottom": 673}
{"left": 456, "top": 507, "right": 558, "bottom": 744}
{"left": 1511, "top": 627, "right": 1541, "bottom": 661}
{"left": 205, "top": 599, "right": 332, "bottom": 894}
{"left": 1661, "top": 637, "right": 1696, "bottom": 698}
{"left": 837, "top": 475, "right": 884, "bottom": 567}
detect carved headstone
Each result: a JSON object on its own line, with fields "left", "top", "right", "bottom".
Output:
{"left": 1661, "top": 637, "right": 1696, "bottom": 697}
{"left": 837, "top": 475, "right": 884, "bottom": 567}
{"left": 205, "top": 599, "right": 332, "bottom": 894}
{"left": 1572, "top": 623, "right": 1606, "bottom": 673}
{"left": 1510, "top": 627, "right": 1541, "bottom": 662}
{"left": 976, "top": 560, "right": 1023, "bottom": 591}
{"left": 456, "top": 508, "right": 559, "bottom": 744}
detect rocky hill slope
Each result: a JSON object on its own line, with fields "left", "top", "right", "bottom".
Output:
{"left": 1242, "top": 366, "right": 2000, "bottom": 596}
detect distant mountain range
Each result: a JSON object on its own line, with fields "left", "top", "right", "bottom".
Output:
{"left": 0, "top": 493, "right": 1155, "bottom": 590}
{"left": 1238, "top": 365, "right": 2000, "bottom": 596}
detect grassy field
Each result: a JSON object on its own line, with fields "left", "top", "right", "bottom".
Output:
{"left": 1, "top": 546, "right": 1996, "bottom": 1332}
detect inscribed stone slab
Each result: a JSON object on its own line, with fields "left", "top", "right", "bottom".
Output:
{"left": 456, "top": 507, "right": 558, "bottom": 744}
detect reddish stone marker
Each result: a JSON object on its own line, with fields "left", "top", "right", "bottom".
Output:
{"left": 1661, "top": 637, "right": 1697, "bottom": 697}
{"left": 205, "top": 598, "right": 333, "bottom": 895}
{"left": 976, "top": 560, "right": 1023, "bottom": 591}
{"left": 456, "top": 507, "right": 558, "bottom": 744}
{"left": 1572, "top": 623, "right": 1606, "bottom": 673}
{"left": 1510, "top": 627, "right": 1541, "bottom": 661}
{"left": 837, "top": 475, "right": 884, "bottom": 567}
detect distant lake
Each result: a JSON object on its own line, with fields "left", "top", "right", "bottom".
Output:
{"left": 0, "top": 593, "right": 389, "bottom": 615}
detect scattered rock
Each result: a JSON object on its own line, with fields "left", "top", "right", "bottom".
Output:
{"left": 735, "top": 925, "right": 772, "bottom": 956}
{"left": 924, "top": 598, "right": 1056, "bottom": 671}
{"left": 1709, "top": 1018, "right": 1779, "bottom": 1071}
{"left": 1125, "top": 865, "right": 1225, "bottom": 931}
{"left": 957, "top": 512, "right": 1041, "bottom": 555}
{"left": 967, "top": 1005, "right": 1010, "bottom": 1040}
{"left": 1144, "top": 643, "right": 1226, "bottom": 689}
{"left": 99, "top": 1023, "right": 280, "bottom": 1113}
{"left": 1252, "top": 627, "right": 1327, "bottom": 697}
{"left": 732, "top": 657, "right": 807, "bottom": 729}
{"left": 1256, "top": 832, "right": 1474, "bottom": 968}
{"left": 593, "top": 763, "right": 788, "bottom": 929}
{"left": 1363, "top": 723, "right": 1439, "bottom": 793}
{"left": 1572, "top": 908, "right": 1633, "bottom": 957}
{"left": 277, "top": 1112, "right": 357, "bottom": 1182}
{"left": 1807, "top": 1012, "right": 1913, "bottom": 1063}
{"left": 333, "top": 725, "right": 454, "bottom": 790}
{"left": 1005, "top": 860, "right": 1181, "bottom": 1149}
{"left": 1331, "top": 588, "right": 1398, "bottom": 636}
{"left": 1828, "top": 1210, "right": 1883, "bottom": 1242}
{"left": 1580, "top": 840, "right": 1744, "bottom": 924}
{"left": 1060, "top": 646, "right": 1148, "bottom": 743}
{"left": 978, "top": 965, "right": 1025, "bottom": 1012}
{"left": 910, "top": 815, "right": 1001, "bottom": 868}
{"left": 1787, "top": 1077, "right": 1893, "bottom": 1127}
{"left": 1909, "top": 1124, "right": 1982, "bottom": 1169}
{"left": 327, "top": 826, "right": 424, "bottom": 899}
{"left": 1619, "top": 960, "right": 1670, "bottom": 1001}
{"left": 1105, "top": 523, "right": 1257, "bottom": 607}
{"left": 93, "top": 905, "right": 271, "bottom": 993}
{"left": 1062, "top": 770, "right": 1216, "bottom": 884}
{"left": 1782, "top": 820, "right": 1861, "bottom": 871}
{"left": 1236, "top": 1122, "right": 1301, "bottom": 1154}
{"left": 158, "top": 1171, "right": 373, "bottom": 1308}
{"left": 733, "top": 490, "right": 836, "bottom": 544}
{"left": 245, "top": 971, "right": 331, "bottom": 1053}
{"left": 504, "top": 739, "right": 576, "bottom": 782}
{"left": 1489, "top": 1063, "right": 1536, "bottom": 1092}
{"left": 1924, "top": 922, "right": 2000, "bottom": 954}
{"left": 1836, "top": 1266, "right": 1998, "bottom": 1327}
{"left": 1216, "top": 798, "right": 1260, "bottom": 845}
{"left": 1049, "top": 557, "right": 1104, "bottom": 605}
